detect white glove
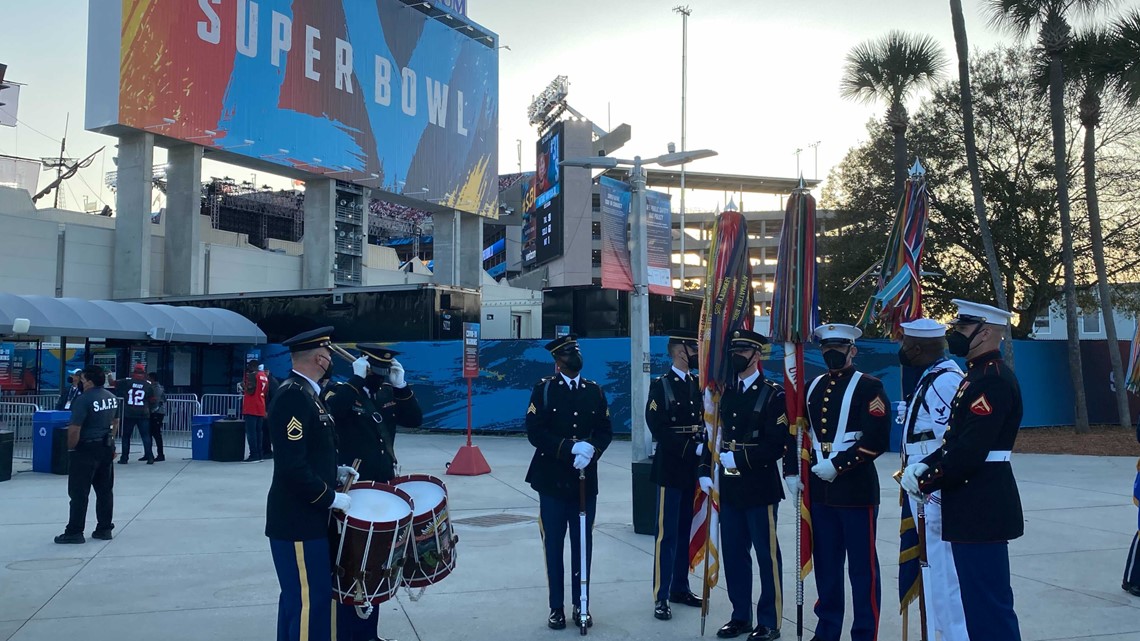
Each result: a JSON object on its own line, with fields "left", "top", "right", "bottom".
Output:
{"left": 698, "top": 476, "right": 714, "bottom": 495}
{"left": 571, "top": 441, "right": 596, "bottom": 460}
{"left": 258, "top": 364, "right": 265, "bottom": 371}
{"left": 352, "top": 356, "right": 370, "bottom": 378}
{"left": 784, "top": 475, "right": 805, "bottom": 494}
{"left": 720, "top": 451, "right": 737, "bottom": 470}
{"left": 895, "top": 401, "right": 908, "bottom": 425}
{"left": 901, "top": 462, "right": 929, "bottom": 497}
{"left": 573, "top": 453, "right": 590, "bottom": 470}
{"left": 388, "top": 359, "right": 407, "bottom": 388}
{"left": 331, "top": 492, "right": 352, "bottom": 512}
{"left": 811, "top": 459, "right": 838, "bottom": 482}
{"left": 695, "top": 442, "right": 704, "bottom": 457}
{"left": 337, "top": 465, "right": 356, "bottom": 486}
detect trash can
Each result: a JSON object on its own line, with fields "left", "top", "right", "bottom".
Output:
{"left": 210, "top": 419, "right": 246, "bottom": 463}
{"left": 631, "top": 457, "right": 656, "bottom": 536}
{"left": 191, "top": 414, "right": 223, "bottom": 461}
{"left": 0, "top": 430, "right": 13, "bottom": 482}
{"left": 32, "top": 411, "right": 71, "bottom": 474}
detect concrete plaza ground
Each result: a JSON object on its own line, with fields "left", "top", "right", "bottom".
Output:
{"left": 1, "top": 433, "right": 1138, "bottom": 641}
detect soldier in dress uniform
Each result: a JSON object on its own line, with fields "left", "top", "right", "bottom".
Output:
{"left": 1124, "top": 415, "right": 1140, "bottom": 597}
{"left": 525, "top": 334, "right": 613, "bottom": 630}
{"left": 323, "top": 344, "right": 423, "bottom": 641}
{"left": 265, "top": 327, "right": 358, "bottom": 641}
{"left": 902, "top": 300, "right": 1024, "bottom": 641}
{"left": 805, "top": 323, "right": 890, "bottom": 641}
{"left": 646, "top": 329, "right": 705, "bottom": 621}
{"left": 699, "top": 329, "right": 793, "bottom": 641}
{"left": 897, "top": 318, "right": 967, "bottom": 641}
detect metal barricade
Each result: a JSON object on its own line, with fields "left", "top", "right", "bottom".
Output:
{"left": 202, "top": 394, "right": 243, "bottom": 419}
{"left": 0, "top": 402, "right": 39, "bottom": 459}
{"left": 1, "top": 394, "right": 58, "bottom": 411}
{"left": 166, "top": 393, "right": 199, "bottom": 403}
{"left": 163, "top": 399, "right": 202, "bottom": 449}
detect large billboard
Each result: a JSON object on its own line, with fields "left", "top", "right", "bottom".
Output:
{"left": 86, "top": 0, "right": 499, "bottom": 217}
{"left": 522, "top": 122, "right": 564, "bottom": 266}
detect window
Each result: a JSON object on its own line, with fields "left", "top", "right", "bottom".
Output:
{"left": 591, "top": 193, "right": 601, "bottom": 212}
{"left": 1082, "top": 312, "right": 1101, "bottom": 335}
{"left": 591, "top": 221, "right": 601, "bottom": 239}
{"left": 1032, "top": 313, "right": 1051, "bottom": 335}
{"left": 591, "top": 250, "right": 602, "bottom": 267}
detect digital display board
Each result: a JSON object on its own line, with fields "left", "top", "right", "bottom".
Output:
{"left": 522, "top": 122, "right": 564, "bottom": 266}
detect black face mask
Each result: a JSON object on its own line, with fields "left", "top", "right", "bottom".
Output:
{"left": 947, "top": 324, "right": 984, "bottom": 357}
{"left": 823, "top": 348, "right": 849, "bottom": 371}
{"left": 559, "top": 352, "right": 583, "bottom": 373}
{"left": 897, "top": 346, "right": 916, "bottom": 368}
{"left": 687, "top": 353, "right": 700, "bottom": 370}
{"left": 730, "top": 353, "right": 752, "bottom": 374}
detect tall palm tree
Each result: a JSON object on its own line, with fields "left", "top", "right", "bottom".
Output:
{"left": 949, "top": 0, "right": 1016, "bottom": 364}
{"left": 840, "top": 31, "right": 948, "bottom": 205}
{"left": 1109, "top": 10, "right": 1140, "bottom": 103}
{"left": 1063, "top": 29, "right": 1131, "bottom": 428}
{"left": 986, "top": 0, "right": 1114, "bottom": 433}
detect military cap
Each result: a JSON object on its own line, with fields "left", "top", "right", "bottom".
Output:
{"left": 950, "top": 299, "right": 1015, "bottom": 327}
{"left": 282, "top": 326, "right": 334, "bottom": 353}
{"left": 901, "top": 318, "right": 947, "bottom": 338}
{"left": 545, "top": 334, "right": 579, "bottom": 356}
{"left": 728, "top": 329, "right": 769, "bottom": 350}
{"left": 357, "top": 343, "right": 399, "bottom": 366}
{"left": 667, "top": 329, "right": 699, "bottom": 347}
{"left": 813, "top": 323, "right": 862, "bottom": 345}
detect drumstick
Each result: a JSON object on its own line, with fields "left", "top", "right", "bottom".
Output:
{"left": 330, "top": 344, "right": 359, "bottom": 364}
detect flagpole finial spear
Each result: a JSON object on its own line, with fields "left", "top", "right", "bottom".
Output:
{"left": 797, "top": 175, "right": 806, "bottom": 191}
{"left": 909, "top": 158, "right": 926, "bottom": 178}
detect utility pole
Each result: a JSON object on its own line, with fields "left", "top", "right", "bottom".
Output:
{"left": 808, "top": 140, "right": 821, "bottom": 180}
{"left": 793, "top": 147, "right": 803, "bottom": 178}
{"left": 673, "top": 5, "right": 690, "bottom": 291}
{"left": 55, "top": 114, "right": 69, "bottom": 209}
{"left": 516, "top": 139, "right": 522, "bottom": 174}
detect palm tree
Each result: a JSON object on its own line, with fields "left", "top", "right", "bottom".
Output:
{"left": 1109, "top": 10, "right": 1140, "bottom": 103}
{"left": 840, "top": 31, "right": 948, "bottom": 205}
{"left": 986, "top": 0, "right": 1114, "bottom": 434}
{"left": 948, "top": 0, "right": 1016, "bottom": 364}
{"left": 1063, "top": 29, "right": 1131, "bottom": 428}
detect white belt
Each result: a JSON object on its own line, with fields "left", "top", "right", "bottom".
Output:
{"left": 904, "top": 441, "right": 937, "bottom": 458}
{"left": 985, "top": 450, "right": 1012, "bottom": 463}
{"left": 813, "top": 431, "right": 862, "bottom": 456}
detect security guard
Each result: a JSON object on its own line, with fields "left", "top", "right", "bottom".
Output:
{"left": 265, "top": 327, "right": 357, "bottom": 641}
{"left": 323, "top": 344, "right": 422, "bottom": 641}
{"left": 55, "top": 365, "right": 119, "bottom": 544}
{"left": 902, "top": 300, "right": 1024, "bottom": 641}
{"left": 525, "top": 334, "right": 613, "bottom": 630}
{"left": 1124, "top": 416, "right": 1140, "bottom": 598}
{"left": 699, "top": 329, "right": 793, "bottom": 641}
{"left": 647, "top": 329, "right": 704, "bottom": 621}
{"left": 897, "top": 318, "right": 967, "bottom": 641}
{"left": 805, "top": 323, "right": 890, "bottom": 641}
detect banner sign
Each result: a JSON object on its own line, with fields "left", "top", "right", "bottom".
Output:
{"left": 86, "top": 0, "right": 499, "bottom": 217}
{"left": 462, "top": 322, "right": 479, "bottom": 379}
{"left": 598, "top": 176, "right": 674, "bottom": 295}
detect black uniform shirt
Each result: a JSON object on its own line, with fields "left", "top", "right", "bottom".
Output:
{"left": 323, "top": 375, "right": 422, "bottom": 482}
{"left": 646, "top": 367, "right": 703, "bottom": 489}
{"left": 71, "top": 388, "right": 119, "bottom": 442}
{"left": 525, "top": 374, "right": 614, "bottom": 501}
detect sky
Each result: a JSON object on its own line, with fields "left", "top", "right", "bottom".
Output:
{"left": 0, "top": 0, "right": 1135, "bottom": 214}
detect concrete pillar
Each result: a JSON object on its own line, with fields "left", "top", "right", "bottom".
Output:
{"left": 112, "top": 132, "right": 154, "bottom": 299}
{"left": 164, "top": 144, "right": 203, "bottom": 296}
{"left": 303, "top": 178, "right": 336, "bottom": 289}
{"left": 431, "top": 209, "right": 460, "bottom": 286}
{"left": 459, "top": 212, "right": 483, "bottom": 289}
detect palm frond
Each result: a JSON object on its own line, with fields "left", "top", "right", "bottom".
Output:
{"left": 840, "top": 31, "right": 948, "bottom": 108}
{"left": 986, "top": 0, "right": 1118, "bottom": 39}
{"left": 1109, "top": 9, "right": 1140, "bottom": 106}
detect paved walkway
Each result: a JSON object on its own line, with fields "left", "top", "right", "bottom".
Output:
{"left": 1, "top": 434, "right": 1137, "bottom": 641}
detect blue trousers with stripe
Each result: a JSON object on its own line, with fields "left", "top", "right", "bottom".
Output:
{"left": 653, "top": 486, "right": 694, "bottom": 602}
{"left": 951, "top": 541, "right": 1021, "bottom": 641}
{"left": 335, "top": 601, "right": 378, "bottom": 641}
{"left": 810, "top": 504, "right": 880, "bottom": 641}
{"left": 270, "top": 538, "right": 334, "bottom": 641}
{"left": 1126, "top": 532, "right": 1140, "bottom": 587}
{"left": 539, "top": 493, "right": 597, "bottom": 610}
{"left": 720, "top": 502, "right": 783, "bottom": 630}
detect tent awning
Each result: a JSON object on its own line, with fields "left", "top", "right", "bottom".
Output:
{"left": 0, "top": 294, "right": 266, "bottom": 344}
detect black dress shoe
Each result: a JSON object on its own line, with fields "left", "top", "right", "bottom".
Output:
{"left": 54, "top": 532, "right": 85, "bottom": 544}
{"left": 654, "top": 600, "right": 672, "bottom": 620}
{"left": 91, "top": 529, "right": 113, "bottom": 541}
{"left": 747, "top": 626, "right": 780, "bottom": 640}
{"left": 548, "top": 608, "right": 566, "bottom": 630}
{"left": 118, "top": 459, "right": 128, "bottom": 465}
{"left": 572, "top": 606, "right": 593, "bottom": 628}
{"left": 716, "top": 620, "right": 753, "bottom": 638}
{"left": 669, "top": 591, "right": 703, "bottom": 608}
{"left": 155, "top": 455, "right": 165, "bottom": 462}
{"left": 1125, "top": 582, "right": 1140, "bottom": 597}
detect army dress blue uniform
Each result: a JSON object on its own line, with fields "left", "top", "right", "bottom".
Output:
{"left": 525, "top": 335, "right": 613, "bottom": 630}
{"left": 1124, "top": 417, "right": 1140, "bottom": 597}
{"left": 266, "top": 328, "right": 341, "bottom": 641}
{"left": 805, "top": 324, "right": 891, "bottom": 641}
{"left": 913, "top": 300, "right": 1024, "bottom": 641}
{"left": 646, "top": 330, "right": 705, "bottom": 619}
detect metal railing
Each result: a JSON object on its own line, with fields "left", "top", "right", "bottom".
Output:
{"left": 202, "top": 394, "right": 243, "bottom": 419}
{"left": 166, "top": 393, "right": 199, "bottom": 403}
{"left": 1, "top": 394, "right": 58, "bottom": 410}
{"left": 1, "top": 402, "right": 39, "bottom": 459}
{"left": 162, "top": 399, "right": 203, "bottom": 449}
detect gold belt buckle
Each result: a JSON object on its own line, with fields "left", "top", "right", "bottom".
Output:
{"left": 821, "top": 442, "right": 832, "bottom": 454}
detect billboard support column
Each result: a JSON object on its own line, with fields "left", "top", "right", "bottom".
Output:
{"left": 165, "top": 144, "right": 203, "bottom": 296}
{"left": 459, "top": 212, "right": 483, "bottom": 289}
{"left": 432, "top": 210, "right": 460, "bottom": 286}
{"left": 302, "top": 179, "right": 336, "bottom": 289}
{"left": 112, "top": 132, "right": 153, "bottom": 299}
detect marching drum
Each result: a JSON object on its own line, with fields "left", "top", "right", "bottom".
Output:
{"left": 390, "top": 474, "right": 459, "bottom": 588}
{"left": 332, "top": 482, "right": 414, "bottom": 606}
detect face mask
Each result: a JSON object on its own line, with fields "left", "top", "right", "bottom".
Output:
{"left": 687, "top": 353, "right": 700, "bottom": 370}
{"left": 730, "top": 353, "right": 752, "bottom": 374}
{"left": 822, "top": 348, "right": 849, "bottom": 371}
{"left": 947, "top": 324, "right": 984, "bottom": 357}
{"left": 897, "top": 346, "right": 916, "bottom": 368}
{"left": 559, "top": 352, "right": 583, "bottom": 373}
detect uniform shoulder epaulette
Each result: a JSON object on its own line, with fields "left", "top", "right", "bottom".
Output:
{"left": 533, "top": 376, "right": 554, "bottom": 389}
{"left": 763, "top": 378, "right": 784, "bottom": 392}
{"left": 580, "top": 378, "right": 598, "bottom": 388}
{"left": 858, "top": 373, "right": 884, "bottom": 386}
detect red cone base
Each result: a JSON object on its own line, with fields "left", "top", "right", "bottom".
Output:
{"left": 446, "top": 445, "right": 491, "bottom": 476}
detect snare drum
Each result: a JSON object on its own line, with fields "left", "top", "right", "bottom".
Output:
{"left": 332, "top": 482, "right": 414, "bottom": 606}
{"left": 390, "top": 474, "right": 458, "bottom": 588}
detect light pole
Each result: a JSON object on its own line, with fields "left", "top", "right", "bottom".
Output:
{"left": 673, "top": 5, "right": 691, "bottom": 292}
{"left": 561, "top": 147, "right": 716, "bottom": 464}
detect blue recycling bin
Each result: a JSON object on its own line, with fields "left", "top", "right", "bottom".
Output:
{"left": 191, "top": 414, "right": 223, "bottom": 461}
{"left": 32, "top": 411, "right": 72, "bottom": 474}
